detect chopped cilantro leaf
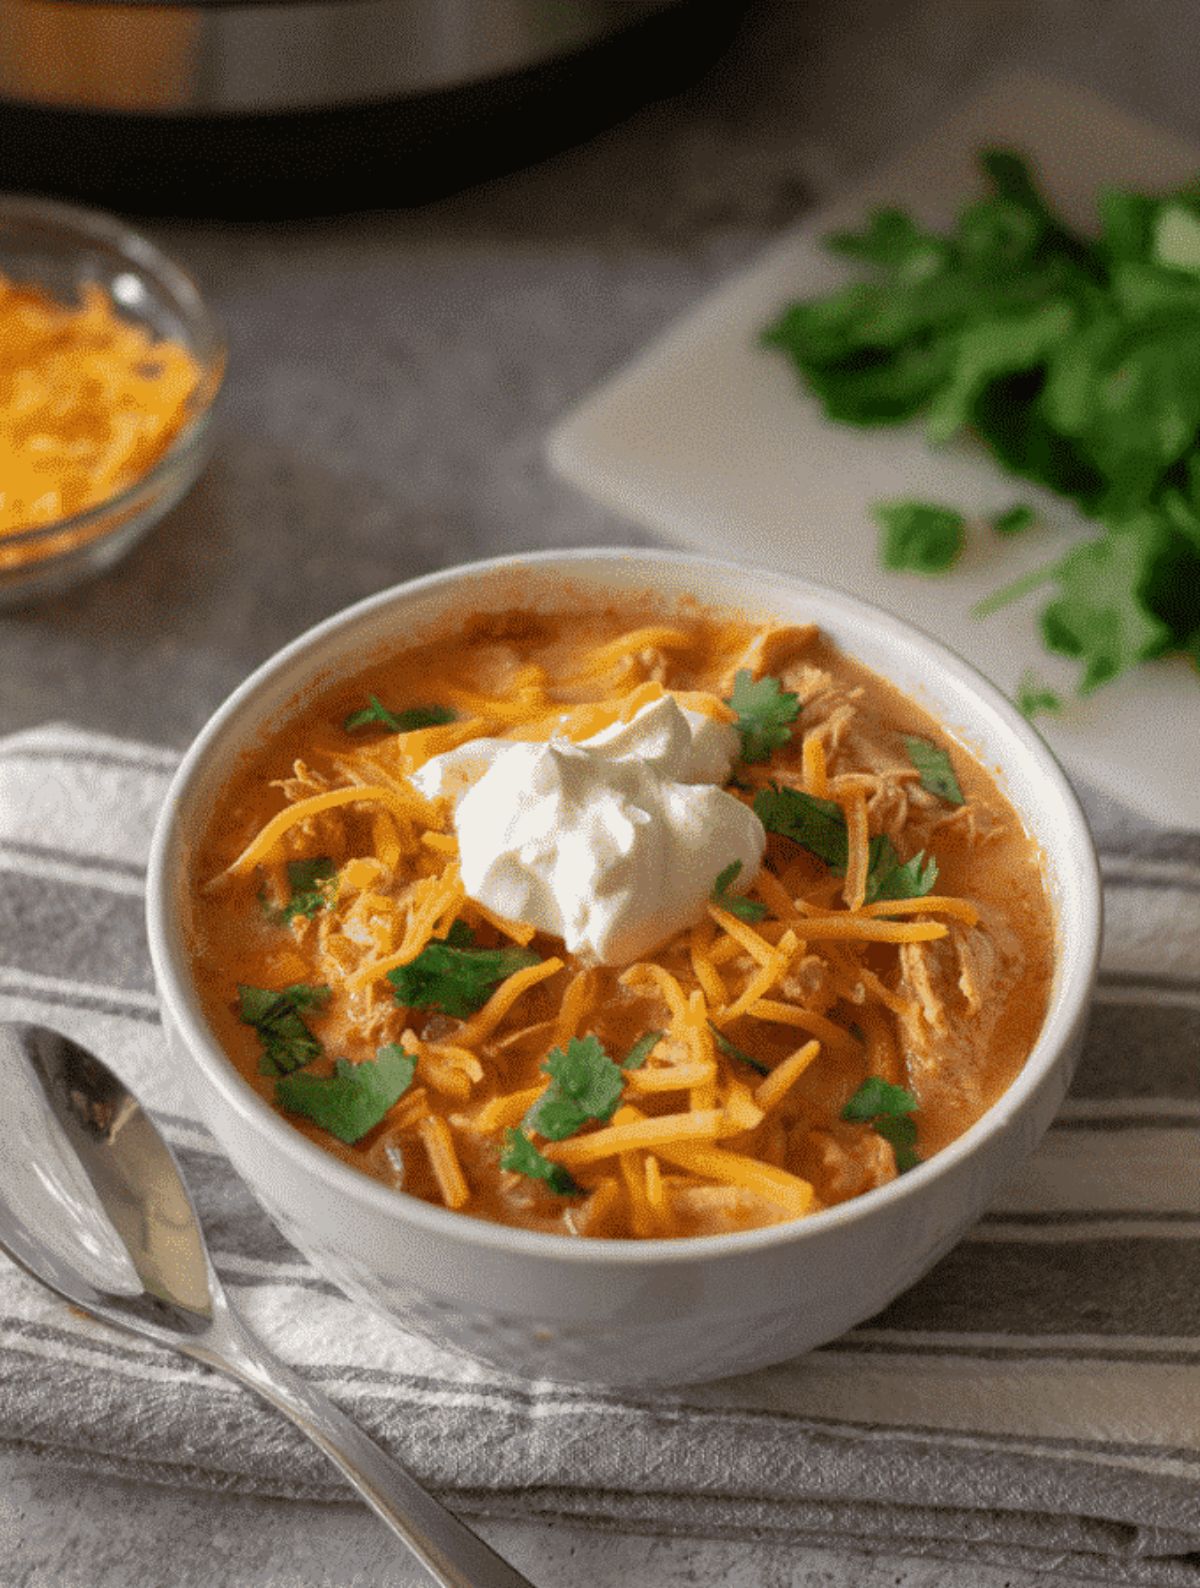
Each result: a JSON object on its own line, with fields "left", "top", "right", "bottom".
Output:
{"left": 237, "top": 982, "right": 330, "bottom": 1077}
{"left": 1040, "top": 525, "right": 1173, "bottom": 692}
{"left": 285, "top": 856, "right": 338, "bottom": 915}
{"left": 904, "top": 735, "right": 965, "bottom": 805}
{"left": 874, "top": 1116, "right": 922, "bottom": 1174}
{"left": 261, "top": 856, "right": 338, "bottom": 924}
{"left": 523, "top": 1035, "right": 625, "bottom": 1142}
{"left": 707, "top": 1020, "right": 770, "bottom": 1077}
{"left": 863, "top": 835, "right": 938, "bottom": 904}
{"left": 991, "top": 503, "right": 1036, "bottom": 536}
{"left": 276, "top": 1044, "right": 415, "bottom": 1145}
{"left": 842, "top": 1076, "right": 919, "bottom": 1127}
{"left": 727, "top": 670, "right": 800, "bottom": 763}
{"left": 874, "top": 500, "right": 965, "bottom": 573}
{"left": 1016, "top": 670, "right": 1063, "bottom": 719}
{"left": 388, "top": 928, "right": 540, "bottom": 1019}
{"left": 500, "top": 1128, "right": 580, "bottom": 1195}
{"left": 621, "top": 1031, "right": 664, "bottom": 1071}
{"left": 344, "top": 695, "right": 456, "bottom": 734}
{"left": 842, "top": 1076, "right": 922, "bottom": 1172}
{"left": 753, "top": 785, "right": 848, "bottom": 869}
{"left": 753, "top": 785, "right": 935, "bottom": 904}
{"left": 711, "top": 860, "right": 767, "bottom": 923}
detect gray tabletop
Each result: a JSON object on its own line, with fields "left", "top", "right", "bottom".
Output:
{"left": 1, "top": 1, "right": 1193, "bottom": 1583}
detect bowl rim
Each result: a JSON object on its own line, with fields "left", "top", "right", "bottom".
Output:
{"left": 146, "top": 546, "right": 1102, "bottom": 1268}
{"left": 0, "top": 190, "right": 226, "bottom": 552}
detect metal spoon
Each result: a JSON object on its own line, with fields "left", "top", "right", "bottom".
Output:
{"left": 0, "top": 1022, "right": 537, "bottom": 1588}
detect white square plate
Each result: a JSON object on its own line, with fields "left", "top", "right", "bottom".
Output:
{"left": 549, "top": 73, "right": 1200, "bottom": 829}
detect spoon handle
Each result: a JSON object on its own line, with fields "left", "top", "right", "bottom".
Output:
{"left": 188, "top": 1300, "right": 536, "bottom": 1588}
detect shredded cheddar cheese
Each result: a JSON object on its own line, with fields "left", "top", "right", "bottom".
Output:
{"left": 755, "top": 1041, "right": 821, "bottom": 1112}
{"left": 768, "top": 916, "right": 948, "bottom": 944}
{"left": 454, "top": 957, "right": 564, "bottom": 1047}
{"left": 417, "top": 1115, "right": 470, "bottom": 1209}
{"left": 802, "top": 731, "right": 829, "bottom": 797}
{"left": 857, "top": 895, "right": 981, "bottom": 926}
{"left": 219, "top": 785, "right": 441, "bottom": 884}
{"left": 0, "top": 275, "right": 199, "bottom": 540}
{"left": 843, "top": 790, "right": 871, "bottom": 912}
{"left": 545, "top": 1108, "right": 728, "bottom": 1167}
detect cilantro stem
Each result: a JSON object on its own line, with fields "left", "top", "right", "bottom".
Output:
{"left": 971, "top": 560, "right": 1059, "bottom": 620}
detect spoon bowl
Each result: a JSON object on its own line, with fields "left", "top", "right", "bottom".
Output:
{"left": 0, "top": 1020, "right": 536, "bottom": 1588}
{"left": 0, "top": 1022, "right": 213, "bottom": 1334}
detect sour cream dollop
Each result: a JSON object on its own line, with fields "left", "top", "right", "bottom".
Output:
{"left": 412, "top": 695, "right": 765, "bottom": 966}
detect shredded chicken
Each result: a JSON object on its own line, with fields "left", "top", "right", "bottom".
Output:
{"left": 636, "top": 646, "right": 669, "bottom": 682}
{"left": 779, "top": 953, "right": 838, "bottom": 1012}
{"left": 897, "top": 913, "right": 1025, "bottom": 1116}
{"left": 829, "top": 765, "right": 917, "bottom": 845}
{"left": 459, "top": 642, "right": 523, "bottom": 695}
{"left": 798, "top": 1125, "right": 896, "bottom": 1203}
{"left": 727, "top": 624, "right": 819, "bottom": 684}
{"left": 780, "top": 659, "right": 829, "bottom": 699}
{"left": 272, "top": 759, "right": 330, "bottom": 803}
{"left": 926, "top": 799, "right": 1004, "bottom": 847}
{"left": 667, "top": 1184, "right": 784, "bottom": 1234}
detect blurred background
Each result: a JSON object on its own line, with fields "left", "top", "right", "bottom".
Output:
{"left": 0, "top": 0, "right": 1193, "bottom": 746}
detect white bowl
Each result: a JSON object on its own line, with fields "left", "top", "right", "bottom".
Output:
{"left": 146, "top": 549, "right": 1102, "bottom": 1387}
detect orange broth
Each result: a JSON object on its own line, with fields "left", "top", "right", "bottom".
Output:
{"left": 188, "top": 598, "right": 1054, "bottom": 1239}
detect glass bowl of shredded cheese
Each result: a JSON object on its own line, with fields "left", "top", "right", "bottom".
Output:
{"left": 0, "top": 194, "right": 225, "bottom": 605}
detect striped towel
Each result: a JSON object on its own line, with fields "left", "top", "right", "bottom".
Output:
{"left": 1, "top": 724, "right": 1198, "bottom": 1585}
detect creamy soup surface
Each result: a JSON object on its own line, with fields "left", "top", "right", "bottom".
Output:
{"left": 189, "top": 596, "right": 1055, "bottom": 1239}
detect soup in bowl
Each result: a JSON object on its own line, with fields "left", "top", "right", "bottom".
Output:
{"left": 147, "top": 550, "right": 1100, "bottom": 1385}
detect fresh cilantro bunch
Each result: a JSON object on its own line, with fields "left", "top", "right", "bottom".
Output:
{"left": 763, "top": 148, "right": 1200, "bottom": 693}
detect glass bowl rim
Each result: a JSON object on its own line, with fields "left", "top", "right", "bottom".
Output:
{"left": 0, "top": 190, "right": 227, "bottom": 552}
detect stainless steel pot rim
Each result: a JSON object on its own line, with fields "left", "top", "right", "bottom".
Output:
{"left": 0, "top": 0, "right": 679, "bottom": 117}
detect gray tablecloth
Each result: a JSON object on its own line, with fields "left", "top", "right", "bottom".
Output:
{"left": 0, "top": 723, "right": 1197, "bottom": 1583}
